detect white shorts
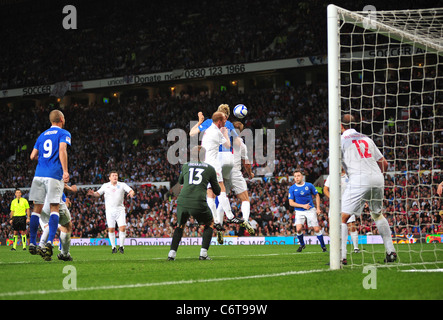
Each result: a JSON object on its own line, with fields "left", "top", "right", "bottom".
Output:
{"left": 206, "top": 161, "right": 224, "bottom": 185}
{"left": 347, "top": 214, "right": 356, "bottom": 223}
{"left": 342, "top": 184, "right": 383, "bottom": 217}
{"left": 29, "top": 177, "right": 64, "bottom": 205}
{"left": 106, "top": 209, "right": 126, "bottom": 229}
{"left": 219, "top": 152, "right": 234, "bottom": 178}
{"left": 40, "top": 206, "right": 71, "bottom": 227}
{"left": 294, "top": 208, "right": 319, "bottom": 228}
{"left": 224, "top": 169, "right": 247, "bottom": 195}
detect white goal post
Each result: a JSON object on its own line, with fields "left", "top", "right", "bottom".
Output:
{"left": 327, "top": 4, "right": 443, "bottom": 270}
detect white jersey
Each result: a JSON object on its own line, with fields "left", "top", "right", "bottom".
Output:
{"left": 341, "top": 129, "right": 384, "bottom": 186}
{"left": 233, "top": 139, "right": 248, "bottom": 172}
{"left": 324, "top": 173, "right": 349, "bottom": 196}
{"left": 97, "top": 181, "right": 133, "bottom": 212}
{"left": 201, "top": 123, "right": 226, "bottom": 167}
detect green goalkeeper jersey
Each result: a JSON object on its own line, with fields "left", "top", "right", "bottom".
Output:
{"left": 177, "top": 162, "right": 221, "bottom": 209}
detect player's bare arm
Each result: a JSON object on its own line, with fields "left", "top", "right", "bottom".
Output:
{"left": 189, "top": 112, "right": 205, "bottom": 137}
{"left": 315, "top": 194, "right": 321, "bottom": 214}
{"left": 289, "top": 199, "right": 311, "bottom": 210}
{"left": 377, "top": 157, "right": 389, "bottom": 173}
{"left": 59, "top": 142, "right": 69, "bottom": 182}
{"left": 220, "top": 127, "right": 231, "bottom": 149}
{"left": 242, "top": 159, "right": 254, "bottom": 179}
{"left": 127, "top": 190, "right": 135, "bottom": 198}
{"left": 64, "top": 184, "right": 78, "bottom": 193}
{"left": 324, "top": 186, "right": 330, "bottom": 198}
{"left": 30, "top": 148, "right": 38, "bottom": 161}
{"left": 87, "top": 189, "right": 100, "bottom": 197}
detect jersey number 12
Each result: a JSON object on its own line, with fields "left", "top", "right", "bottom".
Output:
{"left": 352, "top": 140, "right": 372, "bottom": 159}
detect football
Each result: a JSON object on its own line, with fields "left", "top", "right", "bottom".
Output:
{"left": 233, "top": 104, "right": 248, "bottom": 118}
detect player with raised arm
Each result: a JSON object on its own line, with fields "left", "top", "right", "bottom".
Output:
{"left": 199, "top": 111, "right": 244, "bottom": 244}
{"left": 340, "top": 114, "right": 396, "bottom": 265}
{"left": 289, "top": 169, "right": 327, "bottom": 252}
{"left": 221, "top": 121, "right": 255, "bottom": 235}
{"left": 168, "top": 146, "right": 221, "bottom": 261}
{"left": 191, "top": 106, "right": 244, "bottom": 243}
{"left": 28, "top": 109, "right": 71, "bottom": 260}
{"left": 88, "top": 171, "right": 135, "bottom": 254}
{"left": 324, "top": 169, "right": 359, "bottom": 253}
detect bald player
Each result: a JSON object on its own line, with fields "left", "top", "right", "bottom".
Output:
{"left": 29, "top": 109, "right": 71, "bottom": 260}
{"left": 340, "top": 114, "right": 396, "bottom": 265}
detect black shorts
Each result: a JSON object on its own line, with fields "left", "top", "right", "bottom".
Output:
{"left": 12, "top": 216, "right": 27, "bottom": 231}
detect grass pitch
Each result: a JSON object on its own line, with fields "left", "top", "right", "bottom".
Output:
{"left": 1, "top": 243, "right": 442, "bottom": 301}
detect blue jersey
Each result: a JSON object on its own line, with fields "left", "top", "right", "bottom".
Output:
{"left": 33, "top": 126, "right": 71, "bottom": 180}
{"left": 198, "top": 119, "right": 238, "bottom": 152}
{"left": 288, "top": 182, "right": 318, "bottom": 211}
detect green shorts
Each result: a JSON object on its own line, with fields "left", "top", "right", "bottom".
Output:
{"left": 176, "top": 204, "right": 213, "bottom": 226}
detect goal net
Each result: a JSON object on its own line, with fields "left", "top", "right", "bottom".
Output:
{"left": 327, "top": 5, "right": 443, "bottom": 270}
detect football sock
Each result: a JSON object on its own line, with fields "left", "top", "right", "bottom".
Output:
{"left": 119, "top": 231, "right": 126, "bottom": 248}
{"left": 21, "top": 234, "right": 27, "bottom": 248}
{"left": 341, "top": 223, "right": 348, "bottom": 260}
{"left": 13, "top": 235, "right": 18, "bottom": 249}
{"left": 207, "top": 197, "right": 218, "bottom": 224}
{"left": 40, "top": 225, "right": 49, "bottom": 247}
{"left": 241, "top": 201, "right": 250, "bottom": 221}
{"left": 219, "top": 192, "right": 234, "bottom": 220}
{"left": 47, "top": 212, "right": 60, "bottom": 244}
{"left": 171, "top": 227, "right": 184, "bottom": 252}
{"left": 202, "top": 225, "right": 213, "bottom": 251}
{"left": 60, "top": 231, "right": 71, "bottom": 256}
{"left": 216, "top": 202, "right": 225, "bottom": 226}
{"left": 297, "top": 233, "right": 305, "bottom": 246}
{"left": 200, "top": 248, "right": 208, "bottom": 257}
{"left": 350, "top": 231, "right": 359, "bottom": 250}
{"left": 374, "top": 216, "right": 396, "bottom": 254}
{"left": 109, "top": 231, "right": 116, "bottom": 249}
{"left": 168, "top": 250, "right": 176, "bottom": 259}
{"left": 315, "top": 232, "right": 326, "bottom": 248}
{"left": 29, "top": 213, "right": 40, "bottom": 245}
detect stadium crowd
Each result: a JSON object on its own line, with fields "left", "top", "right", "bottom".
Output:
{"left": 0, "top": 0, "right": 437, "bottom": 89}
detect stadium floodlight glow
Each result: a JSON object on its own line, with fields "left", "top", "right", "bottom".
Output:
{"left": 327, "top": 4, "right": 443, "bottom": 270}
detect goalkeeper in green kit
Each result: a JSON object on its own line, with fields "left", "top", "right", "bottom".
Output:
{"left": 168, "top": 146, "right": 221, "bottom": 261}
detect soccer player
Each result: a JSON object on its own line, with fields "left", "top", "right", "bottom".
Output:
{"left": 87, "top": 171, "right": 135, "bottom": 254}
{"left": 221, "top": 121, "right": 255, "bottom": 235}
{"left": 324, "top": 169, "right": 360, "bottom": 253}
{"left": 38, "top": 184, "right": 77, "bottom": 261}
{"left": 29, "top": 109, "right": 71, "bottom": 260}
{"left": 288, "top": 169, "right": 327, "bottom": 252}
{"left": 168, "top": 146, "right": 221, "bottom": 260}
{"left": 340, "top": 114, "right": 396, "bottom": 264}
{"left": 191, "top": 107, "right": 244, "bottom": 242}
{"left": 9, "top": 189, "right": 30, "bottom": 251}
{"left": 200, "top": 111, "right": 244, "bottom": 243}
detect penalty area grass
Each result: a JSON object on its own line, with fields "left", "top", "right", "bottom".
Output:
{"left": 0, "top": 244, "right": 442, "bottom": 300}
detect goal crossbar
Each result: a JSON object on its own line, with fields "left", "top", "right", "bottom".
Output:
{"left": 337, "top": 7, "right": 443, "bottom": 54}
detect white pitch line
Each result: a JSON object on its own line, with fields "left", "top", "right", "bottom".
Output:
{"left": 399, "top": 268, "right": 443, "bottom": 273}
{"left": 0, "top": 269, "right": 329, "bottom": 298}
